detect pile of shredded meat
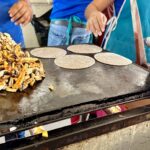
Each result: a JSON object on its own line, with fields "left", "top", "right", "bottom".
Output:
{"left": 0, "top": 33, "right": 45, "bottom": 92}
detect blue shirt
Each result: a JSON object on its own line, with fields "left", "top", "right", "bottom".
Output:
{"left": 114, "top": 0, "right": 125, "bottom": 16}
{"left": 0, "top": 0, "right": 24, "bottom": 45}
{"left": 50, "top": 0, "right": 92, "bottom": 22}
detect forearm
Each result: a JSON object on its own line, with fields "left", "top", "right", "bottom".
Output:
{"left": 85, "top": 0, "right": 114, "bottom": 19}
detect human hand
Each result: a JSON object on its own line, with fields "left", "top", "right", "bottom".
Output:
{"left": 86, "top": 11, "right": 107, "bottom": 37}
{"left": 9, "top": 0, "right": 33, "bottom": 26}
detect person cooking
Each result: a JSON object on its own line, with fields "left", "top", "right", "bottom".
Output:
{"left": 85, "top": 0, "right": 150, "bottom": 63}
{"left": 0, "top": 0, "right": 33, "bottom": 46}
{"left": 48, "top": 0, "right": 99, "bottom": 46}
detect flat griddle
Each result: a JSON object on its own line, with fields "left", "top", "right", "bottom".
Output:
{"left": 0, "top": 46, "right": 150, "bottom": 125}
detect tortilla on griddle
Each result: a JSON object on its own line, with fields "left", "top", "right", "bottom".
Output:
{"left": 54, "top": 55, "right": 95, "bottom": 69}
{"left": 30, "top": 47, "right": 67, "bottom": 59}
{"left": 67, "top": 44, "right": 102, "bottom": 54}
{"left": 94, "top": 52, "right": 132, "bottom": 66}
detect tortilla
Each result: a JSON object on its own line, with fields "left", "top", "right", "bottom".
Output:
{"left": 30, "top": 47, "right": 67, "bottom": 59}
{"left": 67, "top": 44, "right": 102, "bottom": 54}
{"left": 94, "top": 52, "right": 132, "bottom": 66}
{"left": 54, "top": 55, "right": 95, "bottom": 69}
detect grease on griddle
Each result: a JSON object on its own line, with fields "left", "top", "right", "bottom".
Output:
{"left": 49, "top": 84, "right": 55, "bottom": 92}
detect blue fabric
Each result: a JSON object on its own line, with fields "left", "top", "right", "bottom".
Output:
{"left": 51, "top": 16, "right": 87, "bottom": 45}
{"left": 0, "top": 0, "right": 24, "bottom": 46}
{"left": 50, "top": 0, "right": 92, "bottom": 22}
{"left": 48, "top": 23, "right": 92, "bottom": 46}
{"left": 106, "top": 0, "right": 150, "bottom": 63}
{"left": 114, "top": 0, "right": 125, "bottom": 16}
{"left": 18, "top": 131, "right": 25, "bottom": 139}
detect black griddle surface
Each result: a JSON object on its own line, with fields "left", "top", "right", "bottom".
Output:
{"left": 0, "top": 48, "right": 150, "bottom": 123}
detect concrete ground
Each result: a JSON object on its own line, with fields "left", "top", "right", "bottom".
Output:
{"left": 61, "top": 121, "right": 150, "bottom": 150}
